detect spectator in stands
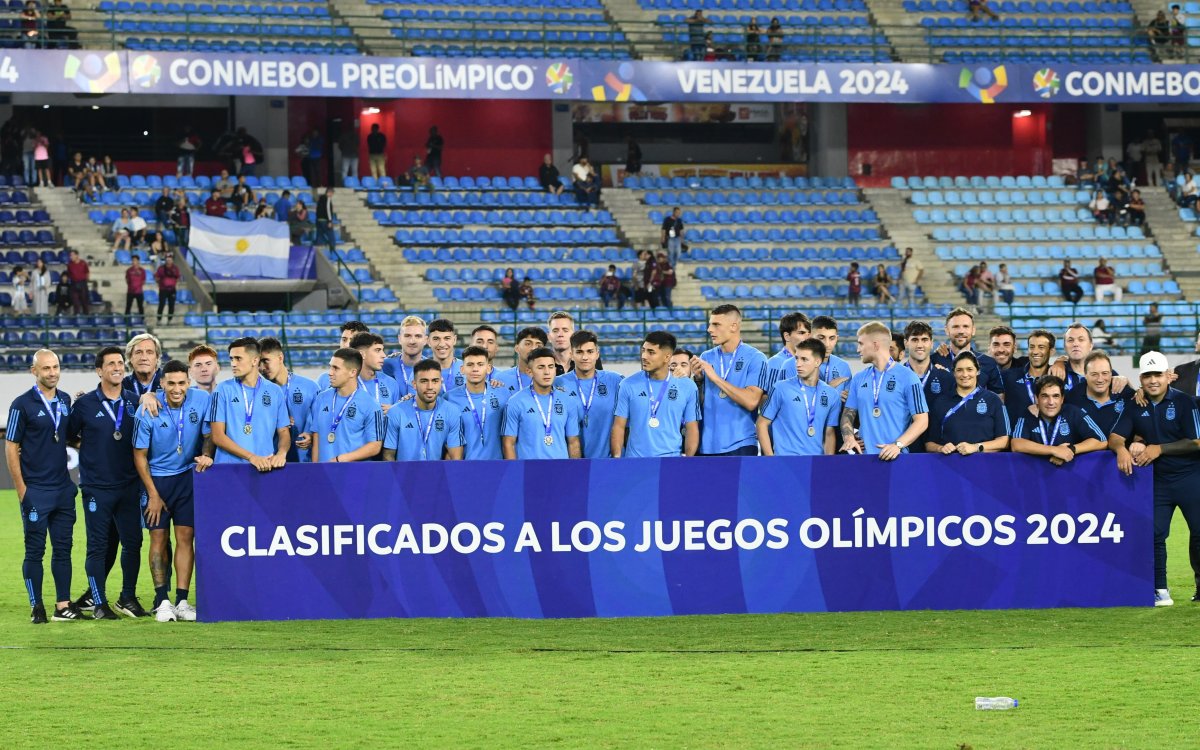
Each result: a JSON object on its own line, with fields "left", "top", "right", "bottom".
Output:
{"left": 21, "top": 1, "right": 40, "bottom": 47}
{"left": 204, "top": 189, "right": 226, "bottom": 218}
{"left": 766, "top": 17, "right": 783, "bottom": 61}
{"left": 686, "top": 10, "right": 708, "bottom": 60}
{"left": 252, "top": 197, "right": 270, "bottom": 219}
{"left": 1093, "top": 258, "right": 1122, "bottom": 303}
{"left": 156, "top": 254, "right": 180, "bottom": 325}
{"left": 1092, "top": 319, "right": 1116, "bottom": 351}
{"left": 1180, "top": 172, "right": 1198, "bottom": 208}
{"left": 44, "top": 1, "right": 77, "bottom": 50}
{"left": 959, "top": 265, "right": 979, "bottom": 306}
{"left": 148, "top": 231, "right": 167, "bottom": 262}
{"left": 632, "top": 250, "right": 649, "bottom": 307}
{"left": 1089, "top": 189, "right": 1113, "bottom": 224}
{"left": 1141, "top": 303, "right": 1163, "bottom": 356}
{"left": 1143, "top": 130, "right": 1164, "bottom": 186}
{"left": 1128, "top": 189, "right": 1146, "bottom": 226}
{"left": 500, "top": 268, "right": 520, "bottom": 310}
{"left": 518, "top": 276, "right": 536, "bottom": 309}
{"left": 315, "top": 187, "right": 337, "bottom": 255}
{"left": 125, "top": 255, "right": 146, "bottom": 316}
{"left": 54, "top": 271, "right": 71, "bottom": 314}
{"left": 230, "top": 175, "right": 255, "bottom": 213}
{"left": 111, "top": 208, "right": 135, "bottom": 253}
{"left": 571, "top": 158, "right": 599, "bottom": 208}
{"left": 625, "top": 136, "right": 642, "bottom": 175}
{"left": 366, "top": 124, "right": 387, "bottom": 179}
{"left": 237, "top": 127, "right": 262, "bottom": 177}
{"left": 289, "top": 199, "right": 311, "bottom": 244}
{"left": 11, "top": 265, "right": 28, "bottom": 313}
{"left": 1171, "top": 4, "right": 1187, "bottom": 51}
{"left": 1074, "top": 159, "right": 1095, "bottom": 187}
{"left": 1125, "top": 138, "right": 1144, "bottom": 183}
{"left": 274, "top": 190, "right": 292, "bottom": 223}
{"left": 598, "top": 265, "right": 627, "bottom": 309}
{"left": 1173, "top": 131, "right": 1193, "bottom": 172}
{"left": 21, "top": 128, "right": 36, "bottom": 186}
{"left": 872, "top": 263, "right": 895, "bottom": 306}
{"left": 642, "top": 251, "right": 659, "bottom": 308}
{"left": 847, "top": 262, "right": 862, "bottom": 306}
{"left": 98, "top": 154, "right": 117, "bottom": 192}
{"left": 899, "top": 247, "right": 923, "bottom": 303}
{"left": 538, "top": 154, "right": 562, "bottom": 196}
{"left": 338, "top": 127, "right": 359, "bottom": 184}
{"left": 976, "top": 261, "right": 995, "bottom": 312}
{"left": 31, "top": 257, "right": 49, "bottom": 315}
{"left": 745, "top": 19, "right": 762, "bottom": 61}
{"left": 996, "top": 262, "right": 1015, "bottom": 305}
{"left": 216, "top": 169, "right": 234, "bottom": 202}
{"left": 67, "top": 152, "right": 87, "bottom": 194}
{"left": 1164, "top": 161, "right": 1178, "bottom": 194}
{"left": 703, "top": 32, "right": 718, "bottom": 61}
{"left": 1058, "top": 260, "right": 1083, "bottom": 304}
{"left": 154, "top": 187, "right": 173, "bottom": 232}
{"left": 968, "top": 0, "right": 999, "bottom": 22}
{"left": 171, "top": 196, "right": 191, "bottom": 248}
{"left": 300, "top": 129, "right": 323, "bottom": 188}
{"left": 66, "top": 249, "right": 89, "bottom": 313}
{"left": 424, "top": 126, "right": 444, "bottom": 178}
{"left": 653, "top": 251, "right": 675, "bottom": 309}
{"left": 1150, "top": 10, "right": 1172, "bottom": 47}
{"left": 33, "top": 131, "right": 49, "bottom": 188}
{"left": 129, "top": 210, "right": 147, "bottom": 248}
{"left": 405, "top": 156, "right": 431, "bottom": 192}
{"left": 176, "top": 126, "right": 200, "bottom": 177}
{"left": 661, "top": 206, "right": 684, "bottom": 268}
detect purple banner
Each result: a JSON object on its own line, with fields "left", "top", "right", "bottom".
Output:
{"left": 194, "top": 454, "right": 1153, "bottom": 622}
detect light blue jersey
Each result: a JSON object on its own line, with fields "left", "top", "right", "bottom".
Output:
{"left": 383, "top": 398, "right": 463, "bottom": 461}
{"left": 382, "top": 358, "right": 419, "bottom": 399}
{"left": 307, "top": 386, "right": 384, "bottom": 462}
{"left": 279, "top": 373, "right": 320, "bottom": 463}
{"left": 133, "top": 389, "right": 211, "bottom": 476}
{"left": 209, "top": 376, "right": 291, "bottom": 464}
{"left": 502, "top": 386, "right": 582, "bottom": 460}
{"left": 445, "top": 384, "right": 511, "bottom": 460}
{"left": 556, "top": 370, "right": 624, "bottom": 460}
{"left": 441, "top": 359, "right": 465, "bottom": 394}
{"left": 494, "top": 366, "right": 532, "bottom": 394}
{"left": 766, "top": 349, "right": 797, "bottom": 392}
{"left": 761, "top": 379, "right": 841, "bottom": 456}
{"left": 820, "top": 354, "right": 853, "bottom": 389}
{"left": 358, "top": 372, "right": 400, "bottom": 408}
{"left": 845, "top": 362, "right": 928, "bottom": 455}
{"left": 614, "top": 372, "right": 700, "bottom": 458}
{"left": 698, "top": 342, "right": 768, "bottom": 454}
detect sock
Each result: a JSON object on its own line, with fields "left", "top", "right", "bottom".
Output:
{"left": 154, "top": 585, "right": 169, "bottom": 607}
{"left": 175, "top": 588, "right": 189, "bottom": 606}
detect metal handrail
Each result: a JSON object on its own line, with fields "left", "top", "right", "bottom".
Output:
{"left": 180, "top": 243, "right": 219, "bottom": 311}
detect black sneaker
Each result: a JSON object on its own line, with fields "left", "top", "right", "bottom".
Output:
{"left": 51, "top": 603, "right": 84, "bottom": 621}
{"left": 30, "top": 604, "right": 47, "bottom": 624}
{"left": 1193, "top": 590, "right": 1200, "bottom": 602}
{"left": 114, "top": 596, "right": 149, "bottom": 618}
{"left": 72, "top": 589, "right": 95, "bottom": 612}
{"left": 92, "top": 603, "right": 119, "bottom": 620}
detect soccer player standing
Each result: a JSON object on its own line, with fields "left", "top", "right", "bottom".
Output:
{"left": 187, "top": 344, "right": 221, "bottom": 394}
{"left": 691, "top": 304, "right": 767, "bottom": 456}
{"left": 842, "top": 322, "right": 929, "bottom": 459}
{"left": 495, "top": 327, "right": 548, "bottom": 392}
{"left": 382, "top": 315, "right": 427, "bottom": 396}
{"left": 66, "top": 346, "right": 146, "bottom": 620}
{"left": 132, "top": 360, "right": 213, "bottom": 622}
{"left": 757, "top": 338, "right": 841, "bottom": 456}
{"left": 428, "top": 319, "right": 465, "bottom": 392}
{"left": 1110, "top": 351, "right": 1200, "bottom": 606}
{"left": 208, "top": 337, "right": 290, "bottom": 470}
{"left": 503, "top": 347, "right": 582, "bottom": 459}
{"left": 548, "top": 311, "right": 576, "bottom": 374}
{"left": 382, "top": 359, "right": 463, "bottom": 461}
{"left": 810, "top": 315, "right": 852, "bottom": 392}
{"left": 903, "top": 321, "right": 955, "bottom": 453}
{"left": 7, "top": 349, "right": 80, "bottom": 623}
{"left": 611, "top": 331, "right": 698, "bottom": 458}
{"left": 446, "top": 345, "right": 511, "bottom": 460}
{"left": 931, "top": 308, "right": 1004, "bottom": 394}
{"left": 316, "top": 320, "right": 370, "bottom": 390}
{"left": 350, "top": 332, "right": 400, "bottom": 413}
{"left": 259, "top": 337, "right": 319, "bottom": 462}
{"left": 765, "top": 312, "right": 812, "bottom": 391}
{"left": 924, "top": 351, "right": 1010, "bottom": 455}
{"left": 470, "top": 325, "right": 500, "bottom": 368}
{"left": 308, "top": 348, "right": 384, "bottom": 463}
{"left": 556, "top": 330, "right": 623, "bottom": 459}
{"left": 1011, "top": 375, "right": 1107, "bottom": 465}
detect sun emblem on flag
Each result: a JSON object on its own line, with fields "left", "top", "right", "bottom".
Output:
{"left": 235, "top": 238, "right": 250, "bottom": 253}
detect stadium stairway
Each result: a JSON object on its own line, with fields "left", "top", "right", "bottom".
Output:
{"left": 333, "top": 0, "right": 396, "bottom": 54}
{"left": 602, "top": 0, "right": 672, "bottom": 59}
{"left": 603, "top": 188, "right": 707, "bottom": 307}
{"left": 862, "top": 0, "right": 931, "bottom": 61}
{"left": 1142, "top": 187, "right": 1200, "bottom": 299}
{"left": 34, "top": 187, "right": 136, "bottom": 314}
{"left": 336, "top": 190, "right": 430, "bottom": 309}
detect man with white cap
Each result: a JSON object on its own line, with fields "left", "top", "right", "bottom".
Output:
{"left": 1109, "top": 351, "right": 1200, "bottom": 607}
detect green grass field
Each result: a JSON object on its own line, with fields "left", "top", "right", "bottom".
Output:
{"left": 1, "top": 488, "right": 1197, "bottom": 749}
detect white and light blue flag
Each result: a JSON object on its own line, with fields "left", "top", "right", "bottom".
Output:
{"left": 188, "top": 214, "right": 290, "bottom": 279}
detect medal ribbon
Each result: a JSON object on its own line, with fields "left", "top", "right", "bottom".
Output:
{"left": 464, "top": 388, "right": 488, "bottom": 443}
{"left": 163, "top": 397, "right": 185, "bottom": 454}
{"left": 645, "top": 372, "right": 671, "bottom": 420}
{"left": 530, "top": 387, "right": 554, "bottom": 442}
{"left": 574, "top": 374, "right": 598, "bottom": 420}
{"left": 799, "top": 383, "right": 818, "bottom": 434}
{"left": 33, "top": 385, "right": 61, "bottom": 437}
{"left": 329, "top": 388, "right": 355, "bottom": 439}
{"left": 98, "top": 387, "right": 125, "bottom": 433}
{"left": 1038, "top": 415, "right": 1065, "bottom": 446}
{"left": 870, "top": 359, "right": 895, "bottom": 413}
{"left": 413, "top": 404, "right": 437, "bottom": 459}
{"left": 717, "top": 343, "right": 742, "bottom": 382}
{"left": 239, "top": 376, "right": 258, "bottom": 433}
{"left": 941, "top": 387, "right": 981, "bottom": 427}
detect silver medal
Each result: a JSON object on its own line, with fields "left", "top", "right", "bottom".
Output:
{"left": 648, "top": 417, "right": 660, "bottom": 429}
{"left": 543, "top": 435, "right": 554, "bottom": 446}
{"left": 872, "top": 407, "right": 881, "bottom": 418}
{"left": 243, "top": 424, "right": 253, "bottom": 435}
{"left": 807, "top": 426, "right": 816, "bottom": 436}
{"left": 327, "top": 433, "right": 336, "bottom": 443}
{"left": 112, "top": 430, "right": 122, "bottom": 441}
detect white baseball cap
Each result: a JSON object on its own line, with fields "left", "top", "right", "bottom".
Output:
{"left": 1139, "top": 351, "right": 1169, "bottom": 376}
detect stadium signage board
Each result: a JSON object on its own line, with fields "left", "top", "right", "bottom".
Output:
{"left": 195, "top": 454, "right": 1151, "bottom": 622}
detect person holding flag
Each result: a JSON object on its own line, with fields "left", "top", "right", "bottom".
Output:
{"left": 308, "top": 348, "right": 383, "bottom": 463}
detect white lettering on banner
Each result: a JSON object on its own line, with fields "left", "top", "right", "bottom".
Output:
{"left": 338, "top": 62, "right": 535, "bottom": 92}
{"left": 215, "top": 512, "right": 1124, "bottom": 558}
{"left": 674, "top": 68, "right": 910, "bottom": 98}
{"left": 1064, "top": 70, "right": 1200, "bottom": 98}
{"left": 168, "top": 59, "right": 337, "bottom": 90}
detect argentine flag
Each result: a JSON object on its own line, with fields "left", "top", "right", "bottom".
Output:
{"left": 188, "top": 214, "right": 290, "bottom": 279}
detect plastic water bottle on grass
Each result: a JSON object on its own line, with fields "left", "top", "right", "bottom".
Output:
{"left": 975, "top": 697, "right": 1018, "bottom": 710}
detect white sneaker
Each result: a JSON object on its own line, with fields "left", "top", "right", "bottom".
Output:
{"left": 1154, "top": 588, "right": 1174, "bottom": 607}
{"left": 175, "top": 599, "right": 197, "bottom": 622}
{"left": 154, "top": 600, "right": 177, "bottom": 622}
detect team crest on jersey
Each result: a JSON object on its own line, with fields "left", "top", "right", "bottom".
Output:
{"left": 189, "top": 410, "right": 199, "bottom": 424}
{"left": 886, "top": 379, "right": 896, "bottom": 392}
{"left": 976, "top": 400, "right": 988, "bottom": 414}
{"left": 931, "top": 378, "right": 942, "bottom": 394}
{"left": 455, "top": 375, "right": 465, "bottom": 387}
{"left": 554, "top": 402, "right": 563, "bottom": 415}
{"left": 1115, "top": 401, "right": 1124, "bottom": 414}
{"left": 598, "top": 383, "right": 608, "bottom": 396}
{"left": 489, "top": 397, "right": 500, "bottom": 409}
{"left": 1167, "top": 404, "right": 1176, "bottom": 420}
{"left": 434, "top": 417, "right": 444, "bottom": 431}
{"left": 735, "top": 360, "right": 745, "bottom": 372}
{"left": 668, "top": 387, "right": 679, "bottom": 400}
{"left": 380, "top": 385, "right": 391, "bottom": 398}
{"left": 1058, "top": 421, "right": 1070, "bottom": 436}
{"left": 820, "top": 393, "right": 828, "bottom": 406}
{"left": 292, "top": 391, "right": 304, "bottom": 404}
{"left": 347, "top": 405, "right": 357, "bottom": 419}
{"left": 262, "top": 394, "right": 271, "bottom": 406}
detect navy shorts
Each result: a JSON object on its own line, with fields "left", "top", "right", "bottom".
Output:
{"left": 141, "top": 471, "right": 194, "bottom": 530}
{"left": 20, "top": 483, "right": 77, "bottom": 531}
